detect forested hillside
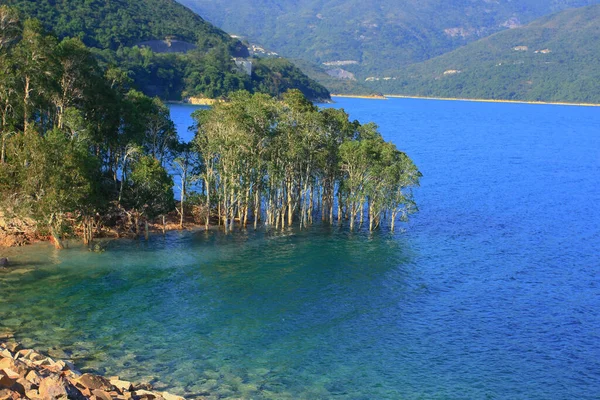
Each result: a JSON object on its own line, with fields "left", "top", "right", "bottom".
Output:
{"left": 370, "top": 5, "right": 600, "bottom": 103}
{"left": 2, "top": 0, "right": 330, "bottom": 101}
{"left": 4, "top": 0, "right": 246, "bottom": 53}
{"left": 177, "top": 0, "right": 600, "bottom": 81}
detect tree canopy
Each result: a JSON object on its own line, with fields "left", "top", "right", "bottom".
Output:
{"left": 0, "top": 7, "right": 179, "bottom": 247}
{"left": 0, "top": 6, "right": 418, "bottom": 249}
{"left": 192, "top": 90, "right": 421, "bottom": 233}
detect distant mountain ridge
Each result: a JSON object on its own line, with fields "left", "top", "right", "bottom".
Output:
{"left": 369, "top": 5, "right": 600, "bottom": 103}
{"left": 176, "top": 0, "right": 600, "bottom": 80}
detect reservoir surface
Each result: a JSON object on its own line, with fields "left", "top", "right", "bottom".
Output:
{"left": 1, "top": 98, "right": 599, "bottom": 399}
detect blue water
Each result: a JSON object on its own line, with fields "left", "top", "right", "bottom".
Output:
{"left": 169, "top": 103, "right": 206, "bottom": 143}
{"left": 1, "top": 98, "right": 599, "bottom": 399}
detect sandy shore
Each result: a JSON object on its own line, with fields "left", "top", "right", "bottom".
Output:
{"left": 330, "top": 93, "right": 600, "bottom": 106}
{"left": 384, "top": 94, "right": 600, "bottom": 107}
{"left": 330, "top": 94, "right": 387, "bottom": 100}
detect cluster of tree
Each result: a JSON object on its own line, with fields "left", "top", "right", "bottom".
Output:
{"left": 192, "top": 90, "right": 421, "bottom": 233}
{"left": 0, "top": 7, "right": 177, "bottom": 248}
{"left": 5, "top": 0, "right": 331, "bottom": 102}
{"left": 92, "top": 47, "right": 332, "bottom": 101}
{"left": 0, "top": 7, "right": 419, "bottom": 250}
{"left": 250, "top": 58, "right": 331, "bottom": 102}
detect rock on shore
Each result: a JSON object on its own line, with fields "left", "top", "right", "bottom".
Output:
{"left": 0, "top": 342, "right": 186, "bottom": 400}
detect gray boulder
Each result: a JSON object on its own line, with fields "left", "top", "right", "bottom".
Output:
{"left": 0, "top": 258, "right": 8, "bottom": 268}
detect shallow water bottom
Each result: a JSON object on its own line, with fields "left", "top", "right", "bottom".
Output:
{"left": 1, "top": 222, "right": 599, "bottom": 399}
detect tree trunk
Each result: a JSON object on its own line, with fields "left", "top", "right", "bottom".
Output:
{"left": 217, "top": 198, "right": 221, "bottom": 227}
{"left": 229, "top": 189, "right": 235, "bottom": 233}
{"left": 321, "top": 190, "right": 327, "bottom": 222}
{"left": 308, "top": 185, "right": 314, "bottom": 225}
{"left": 50, "top": 231, "right": 64, "bottom": 250}
{"left": 0, "top": 109, "right": 7, "bottom": 164}
{"left": 1, "top": 135, "right": 5, "bottom": 164}
{"left": 82, "top": 216, "right": 94, "bottom": 246}
{"left": 329, "top": 199, "right": 334, "bottom": 225}
{"left": 358, "top": 200, "right": 364, "bottom": 228}
{"left": 118, "top": 159, "right": 127, "bottom": 205}
{"left": 49, "top": 214, "right": 64, "bottom": 250}
{"left": 180, "top": 168, "right": 186, "bottom": 229}
{"left": 144, "top": 220, "right": 149, "bottom": 240}
{"left": 133, "top": 214, "right": 139, "bottom": 238}
{"left": 253, "top": 190, "right": 260, "bottom": 230}
{"left": 23, "top": 76, "right": 30, "bottom": 133}
{"left": 243, "top": 188, "right": 250, "bottom": 229}
{"left": 287, "top": 181, "right": 293, "bottom": 227}
{"left": 205, "top": 178, "right": 211, "bottom": 231}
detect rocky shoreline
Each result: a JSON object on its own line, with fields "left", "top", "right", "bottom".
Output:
{"left": 0, "top": 341, "right": 186, "bottom": 400}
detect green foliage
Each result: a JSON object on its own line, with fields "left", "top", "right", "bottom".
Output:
{"left": 5, "top": 0, "right": 330, "bottom": 101}
{"left": 193, "top": 90, "right": 420, "bottom": 233}
{"left": 0, "top": 5, "right": 417, "bottom": 246}
{"left": 178, "top": 0, "right": 600, "bottom": 84}
{"left": 125, "top": 155, "right": 175, "bottom": 218}
{"left": 4, "top": 0, "right": 243, "bottom": 53}
{"left": 370, "top": 5, "right": 600, "bottom": 103}
{"left": 0, "top": 11, "right": 180, "bottom": 246}
{"left": 183, "top": 47, "right": 250, "bottom": 99}
{"left": 251, "top": 58, "right": 331, "bottom": 101}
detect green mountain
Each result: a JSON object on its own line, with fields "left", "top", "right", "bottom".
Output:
{"left": 369, "top": 5, "right": 600, "bottom": 103}
{"left": 4, "top": 0, "right": 246, "bottom": 54}
{"left": 176, "top": 0, "right": 600, "bottom": 81}
{"left": 3, "top": 0, "right": 330, "bottom": 101}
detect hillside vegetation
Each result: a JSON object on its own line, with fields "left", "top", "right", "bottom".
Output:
{"left": 3, "top": 0, "right": 330, "bottom": 101}
{"left": 4, "top": 0, "right": 245, "bottom": 53}
{"left": 370, "top": 5, "right": 600, "bottom": 103}
{"left": 177, "top": 0, "right": 600, "bottom": 81}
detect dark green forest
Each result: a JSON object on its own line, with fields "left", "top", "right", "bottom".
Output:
{"left": 2, "top": 0, "right": 330, "bottom": 101}
{"left": 3, "top": 0, "right": 243, "bottom": 51}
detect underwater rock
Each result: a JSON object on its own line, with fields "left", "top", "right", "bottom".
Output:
{"left": 0, "top": 341, "right": 191, "bottom": 399}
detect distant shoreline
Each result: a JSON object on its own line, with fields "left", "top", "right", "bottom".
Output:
{"left": 331, "top": 94, "right": 387, "bottom": 100}
{"left": 387, "top": 94, "right": 600, "bottom": 107}
{"left": 332, "top": 93, "right": 600, "bottom": 107}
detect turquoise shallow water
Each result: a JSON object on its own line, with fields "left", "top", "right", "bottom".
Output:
{"left": 1, "top": 98, "right": 600, "bottom": 399}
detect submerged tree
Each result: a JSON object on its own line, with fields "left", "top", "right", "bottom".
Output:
{"left": 123, "top": 155, "right": 175, "bottom": 239}
{"left": 193, "top": 90, "right": 421, "bottom": 233}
